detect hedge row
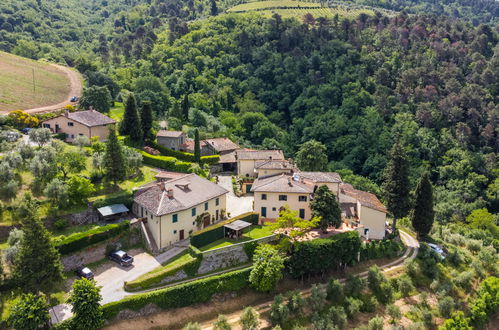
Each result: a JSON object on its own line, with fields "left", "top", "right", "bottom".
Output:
{"left": 55, "top": 221, "right": 130, "bottom": 255}
{"left": 287, "top": 231, "right": 362, "bottom": 278}
{"left": 102, "top": 267, "right": 252, "bottom": 320}
{"left": 190, "top": 212, "right": 259, "bottom": 248}
{"left": 149, "top": 141, "right": 220, "bottom": 165}
{"left": 360, "top": 239, "right": 404, "bottom": 261}
{"left": 124, "top": 252, "right": 199, "bottom": 291}
{"left": 92, "top": 192, "right": 133, "bottom": 209}
{"left": 140, "top": 151, "right": 192, "bottom": 173}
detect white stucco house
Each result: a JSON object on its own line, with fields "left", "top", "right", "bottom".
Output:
{"left": 235, "top": 149, "right": 285, "bottom": 177}
{"left": 132, "top": 173, "right": 228, "bottom": 249}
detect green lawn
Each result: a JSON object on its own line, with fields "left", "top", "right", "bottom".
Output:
{"left": 108, "top": 102, "right": 124, "bottom": 121}
{"left": 199, "top": 225, "right": 274, "bottom": 251}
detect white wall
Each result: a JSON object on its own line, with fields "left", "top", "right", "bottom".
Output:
{"left": 238, "top": 159, "right": 256, "bottom": 177}
{"left": 253, "top": 191, "right": 311, "bottom": 219}
{"left": 359, "top": 205, "right": 386, "bottom": 240}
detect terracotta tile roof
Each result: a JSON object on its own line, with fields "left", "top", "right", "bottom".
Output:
{"left": 157, "top": 130, "right": 185, "bottom": 138}
{"left": 63, "top": 110, "right": 115, "bottom": 127}
{"left": 219, "top": 148, "right": 254, "bottom": 164}
{"left": 134, "top": 174, "right": 228, "bottom": 216}
{"left": 297, "top": 172, "right": 342, "bottom": 183}
{"left": 236, "top": 149, "right": 284, "bottom": 161}
{"left": 255, "top": 159, "right": 294, "bottom": 170}
{"left": 251, "top": 173, "right": 314, "bottom": 194}
{"left": 155, "top": 171, "right": 189, "bottom": 181}
{"left": 340, "top": 183, "right": 387, "bottom": 213}
{"left": 204, "top": 138, "right": 239, "bottom": 153}
{"left": 179, "top": 139, "right": 207, "bottom": 152}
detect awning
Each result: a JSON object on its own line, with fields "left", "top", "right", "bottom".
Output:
{"left": 97, "top": 204, "right": 129, "bottom": 217}
{"left": 224, "top": 220, "right": 252, "bottom": 231}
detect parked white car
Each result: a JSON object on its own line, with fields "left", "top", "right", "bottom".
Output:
{"left": 428, "top": 243, "right": 446, "bottom": 259}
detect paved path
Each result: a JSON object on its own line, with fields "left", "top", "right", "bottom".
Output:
{"left": 1, "top": 64, "right": 83, "bottom": 115}
{"left": 217, "top": 175, "right": 253, "bottom": 217}
{"left": 49, "top": 245, "right": 187, "bottom": 324}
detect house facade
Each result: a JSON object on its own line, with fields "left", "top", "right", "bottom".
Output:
{"left": 236, "top": 149, "right": 285, "bottom": 177}
{"left": 252, "top": 172, "right": 387, "bottom": 240}
{"left": 157, "top": 130, "right": 187, "bottom": 150}
{"left": 41, "top": 109, "right": 115, "bottom": 142}
{"left": 132, "top": 173, "right": 228, "bottom": 249}
{"left": 255, "top": 159, "right": 295, "bottom": 177}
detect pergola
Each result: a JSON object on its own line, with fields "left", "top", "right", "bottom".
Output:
{"left": 224, "top": 220, "right": 252, "bottom": 239}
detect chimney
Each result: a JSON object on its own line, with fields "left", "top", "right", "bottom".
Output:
{"left": 269, "top": 156, "right": 273, "bottom": 160}
{"left": 64, "top": 110, "right": 69, "bottom": 117}
{"left": 158, "top": 182, "right": 165, "bottom": 191}
{"left": 89, "top": 106, "right": 95, "bottom": 112}
{"left": 167, "top": 188, "right": 174, "bottom": 199}
{"left": 288, "top": 177, "right": 292, "bottom": 186}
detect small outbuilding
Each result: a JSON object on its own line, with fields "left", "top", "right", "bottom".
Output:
{"left": 224, "top": 220, "right": 252, "bottom": 239}
{"left": 97, "top": 204, "right": 129, "bottom": 221}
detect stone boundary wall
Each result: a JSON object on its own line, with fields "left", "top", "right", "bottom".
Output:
{"left": 197, "top": 235, "right": 277, "bottom": 274}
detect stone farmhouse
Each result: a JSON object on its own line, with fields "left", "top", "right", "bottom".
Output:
{"left": 156, "top": 130, "right": 187, "bottom": 150}
{"left": 252, "top": 171, "right": 388, "bottom": 240}
{"left": 132, "top": 173, "right": 228, "bottom": 249}
{"left": 41, "top": 109, "right": 115, "bottom": 142}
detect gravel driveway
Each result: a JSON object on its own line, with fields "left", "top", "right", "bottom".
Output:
{"left": 216, "top": 175, "right": 254, "bottom": 217}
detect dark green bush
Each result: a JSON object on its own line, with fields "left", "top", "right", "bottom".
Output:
{"left": 243, "top": 241, "right": 258, "bottom": 259}
{"left": 286, "top": 231, "right": 361, "bottom": 278}
{"left": 102, "top": 267, "right": 252, "bottom": 320}
{"left": 56, "top": 221, "right": 129, "bottom": 255}
{"left": 140, "top": 151, "right": 192, "bottom": 173}
{"left": 190, "top": 212, "right": 259, "bottom": 248}
{"left": 360, "top": 239, "right": 403, "bottom": 261}
{"left": 148, "top": 141, "right": 220, "bottom": 165}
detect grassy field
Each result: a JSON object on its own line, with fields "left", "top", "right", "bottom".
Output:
{"left": 108, "top": 102, "right": 125, "bottom": 121}
{"left": 0, "top": 51, "right": 71, "bottom": 111}
{"left": 199, "top": 225, "right": 274, "bottom": 251}
{"left": 228, "top": 0, "right": 374, "bottom": 18}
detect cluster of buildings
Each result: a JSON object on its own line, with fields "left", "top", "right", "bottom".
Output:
{"left": 41, "top": 112, "right": 388, "bottom": 250}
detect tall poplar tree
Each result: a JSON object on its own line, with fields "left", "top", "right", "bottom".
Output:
{"left": 119, "top": 93, "right": 143, "bottom": 142}
{"left": 140, "top": 101, "right": 153, "bottom": 141}
{"left": 382, "top": 141, "right": 410, "bottom": 231}
{"left": 104, "top": 127, "right": 125, "bottom": 185}
{"left": 13, "top": 193, "right": 63, "bottom": 292}
{"left": 411, "top": 172, "right": 434, "bottom": 239}
{"left": 194, "top": 129, "right": 201, "bottom": 163}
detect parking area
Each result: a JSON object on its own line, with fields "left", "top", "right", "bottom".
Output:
{"left": 216, "top": 175, "right": 254, "bottom": 217}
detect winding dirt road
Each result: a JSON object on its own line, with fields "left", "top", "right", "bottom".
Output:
{"left": 1, "top": 63, "right": 83, "bottom": 115}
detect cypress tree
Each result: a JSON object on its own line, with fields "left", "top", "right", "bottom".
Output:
{"left": 13, "top": 193, "right": 63, "bottom": 292}
{"left": 382, "top": 141, "right": 410, "bottom": 231}
{"left": 120, "top": 93, "right": 143, "bottom": 143}
{"left": 411, "top": 172, "right": 434, "bottom": 239}
{"left": 181, "top": 94, "right": 190, "bottom": 122}
{"left": 140, "top": 101, "right": 153, "bottom": 141}
{"left": 210, "top": 0, "right": 218, "bottom": 16}
{"left": 194, "top": 129, "right": 201, "bottom": 163}
{"left": 104, "top": 127, "right": 126, "bottom": 185}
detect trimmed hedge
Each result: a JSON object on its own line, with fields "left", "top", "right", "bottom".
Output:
{"left": 287, "top": 231, "right": 362, "bottom": 278}
{"left": 102, "top": 267, "right": 252, "bottom": 320}
{"left": 55, "top": 221, "right": 130, "bottom": 255}
{"left": 360, "top": 239, "right": 404, "bottom": 261}
{"left": 93, "top": 192, "right": 133, "bottom": 209}
{"left": 190, "top": 212, "right": 259, "bottom": 248}
{"left": 140, "top": 151, "right": 192, "bottom": 173}
{"left": 149, "top": 141, "right": 220, "bottom": 165}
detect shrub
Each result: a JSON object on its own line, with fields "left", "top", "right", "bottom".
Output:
{"left": 360, "top": 296, "right": 379, "bottom": 313}
{"left": 344, "top": 297, "right": 363, "bottom": 319}
{"left": 327, "top": 278, "right": 345, "bottom": 304}
{"left": 366, "top": 316, "right": 384, "bottom": 330}
{"left": 148, "top": 141, "right": 220, "bottom": 165}
{"left": 184, "top": 322, "right": 201, "bottom": 330}
{"left": 311, "top": 312, "right": 335, "bottom": 330}
{"left": 213, "top": 314, "right": 231, "bottom": 330}
{"left": 453, "top": 270, "right": 474, "bottom": 291}
{"left": 421, "top": 309, "right": 433, "bottom": 328}
{"left": 467, "top": 239, "right": 483, "bottom": 253}
{"left": 240, "top": 306, "right": 259, "bottom": 330}
{"left": 360, "top": 239, "right": 403, "bottom": 261}
{"left": 438, "top": 296, "right": 455, "bottom": 318}
{"left": 53, "top": 219, "right": 69, "bottom": 231}
{"left": 398, "top": 276, "right": 415, "bottom": 297}
{"left": 287, "top": 231, "right": 361, "bottom": 278}
{"left": 328, "top": 305, "right": 347, "bottom": 329}
{"left": 270, "top": 295, "right": 289, "bottom": 325}
{"left": 440, "top": 311, "right": 472, "bottom": 330}
{"left": 308, "top": 285, "right": 327, "bottom": 312}
{"left": 56, "top": 221, "right": 130, "bottom": 255}
{"left": 7, "top": 228, "right": 23, "bottom": 246}
{"left": 140, "top": 151, "right": 192, "bottom": 173}
{"left": 344, "top": 274, "right": 365, "bottom": 298}
{"left": 287, "top": 290, "right": 305, "bottom": 315}
{"left": 102, "top": 267, "right": 251, "bottom": 320}
{"left": 387, "top": 304, "right": 401, "bottom": 323}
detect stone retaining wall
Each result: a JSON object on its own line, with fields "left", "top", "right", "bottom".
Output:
{"left": 197, "top": 235, "right": 276, "bottom": 274}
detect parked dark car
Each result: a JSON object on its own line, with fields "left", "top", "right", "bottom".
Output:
{"left": 21, "top": 128, "right": 31, "bottom": 135}
{"left": 75, "top": 266, "right": 94, "bottom": 280}
{"left": 70, "top": 96, "right": 78, "bottom": 102}
{"left": 109, "top": 250, "right": 134, "bottom": 267}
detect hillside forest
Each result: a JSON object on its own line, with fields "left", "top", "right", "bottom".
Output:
{"left": 0, "top": 1, "right": 498, "bottom": 224}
